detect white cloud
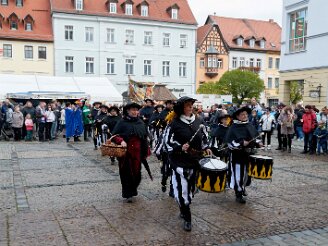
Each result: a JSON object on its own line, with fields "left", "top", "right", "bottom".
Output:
{"left": 188, "top": 0, "right": 283, "bottom": 26}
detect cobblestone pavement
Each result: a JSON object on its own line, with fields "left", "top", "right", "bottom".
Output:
{"left": 0, "top": 137, "right": 328, "bottom": 246}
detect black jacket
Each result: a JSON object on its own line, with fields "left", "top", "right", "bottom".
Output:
{"left": 104, "top": 115, "right": 121, "bottom": 133}
{"left": 166, "top": 115, "right": 208, "bottom": 169}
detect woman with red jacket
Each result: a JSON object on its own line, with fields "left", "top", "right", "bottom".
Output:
{"left": 301, "top": 105, "right": 317, "bottom": 154}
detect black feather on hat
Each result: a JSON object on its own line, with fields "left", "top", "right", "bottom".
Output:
{"left": 123, "top": 102, "right": 141, "bottom": 115}
{"left": 173, "top": 96, "right": 197, "bottom": 116}
{"left": 232, "top": 106, "right": 252, "bottom": 119}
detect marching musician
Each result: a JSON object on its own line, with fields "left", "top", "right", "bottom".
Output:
{"left": 165, "top": 96, "right": 211, "bottom": 231}
{"left": 139, "top": 98, "right": 155, "bottom": 125}
{"left": 93, "top": 105, "right": 109, "bottom": 150}
{"left": 225, "top": 107, "right": 263, "bottom": 204}
{"left": 210, "top": 113, "right": 232, "bottom": 161}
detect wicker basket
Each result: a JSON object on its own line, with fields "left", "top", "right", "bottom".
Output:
{"left": 100, "top": 135, "right": 127, "bottom": 157}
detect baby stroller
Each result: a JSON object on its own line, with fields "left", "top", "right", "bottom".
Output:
{"left": 0, "top": 122, "right": 14, "bottom": 141}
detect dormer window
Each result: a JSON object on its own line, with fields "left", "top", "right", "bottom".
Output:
{"left": 125, "top": 4, "right": 133, "bottom": 15}
{"left": 237, "top": 38, "right": 243, "bottom": 46}
{"left": 1, "top": 0, "right": 8, "bottom": 6}
{"left": 75, "top": 0, "right": 83, "bottom": 11}
{"left": 249, "top": 39, "right": 255, "bottom": 48}
{"left": 110, "top": 3, "right": 117, "bottom": 13}
{"left": 141, "top": 5, "right": 148, "bottom": 16}
{"left": 8, "top": 13, "right": 19, "bottom": 30}
{"left": 16, "top": 0, "right": 23, "bottom": 7}
{"left": 260, "top": 40, "right": 266, "bottom": 48}
{"left": 167, "top": 4, "right": 179, "bottom": 20}
{"left": 23, "top": 15, "right": 34, "bottom": 31}
{"left": 171, "top": 8, "right": 178, "bottom": 19}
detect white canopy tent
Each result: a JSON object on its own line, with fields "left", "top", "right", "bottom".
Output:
{"left": 0, "top": 74, "right": 123, "bottom": 104}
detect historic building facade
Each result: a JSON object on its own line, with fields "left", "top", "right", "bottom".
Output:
{"left": 199, "top": 15, "right": 281, "bottom": 105}
{"left": 0, "top": 0, "right": 54, "bottom": 75}
{"left": 280, "top": 0, "right": 328, "bottom": 108}
{"left": 196, "top": 24, "right": 229, "bottom": 89}
{"left": 51, "top": 0, "right": 197, "bottom": 97}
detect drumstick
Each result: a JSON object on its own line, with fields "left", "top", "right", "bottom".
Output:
{"left": 183, "top": 124, "right": 205, "bottom": 153}
{"left": 216, "top": 132, "right": 264, "bottom": 152}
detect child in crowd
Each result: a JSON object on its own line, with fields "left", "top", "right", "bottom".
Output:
{"left": 314, "top": 120, "right": 327, "bottom": 155}
{"left": 25, "top": 114, "right": 34, "bottom": 141}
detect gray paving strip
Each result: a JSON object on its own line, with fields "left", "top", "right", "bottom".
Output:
{"left": 274, "top": 166, "right": 328, "bottom": 180}
{"left": 11, "top": 149, "right": 30, "bottom": 212}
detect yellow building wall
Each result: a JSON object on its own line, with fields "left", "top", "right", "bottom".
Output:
{"left": 279, "top": 68, "right": 328, "bottom": 108}
{"left": 264, "top": 53, "right": 280, "bottom": 103}
{"left": 195, "top": 53, "right": 229, "bottom": 90}
{"left": 0, "top": 40, "right": 54, "bottom": 75}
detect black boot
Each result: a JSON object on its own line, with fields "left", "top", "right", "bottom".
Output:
{"left": 74, "top": 136, "right": 81, "bottom": 142}
{"left": 183, "top": 221, "right": 192, "bottom": 231}
{"left": 235, "top": 191, "right": 246, "bottom": 204}
{"left": 181, "top": 205, "right": 192, "bottom": 231}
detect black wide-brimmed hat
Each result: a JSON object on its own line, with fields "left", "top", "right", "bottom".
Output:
{"left": 232, "top": 106, "right": 252, "bottom": 119}
{"left": 144, "top": 98, "right": 154, "bottom": 104}
{"left": 108, "top": 106, "right": 120, "bottom": 114}
{"left": 100, "top": 104, "right": 109, "bottom": 110}
{"left": 217, "top": 113, "right": 232, "bottom": 123}
{"left": 173, "top": 96, "right": 197, "bottom": 115}
{"left": 93, "top": 101, "right": 102, "bottom": 106}
{"left": 123, "top": 102, "right": 141, "bottom": 115}
{"left": 155, "top": 104, "right": 164, "bottom": 110}
{"left": 165, "top": 100, "right": 174, "bottom": 105}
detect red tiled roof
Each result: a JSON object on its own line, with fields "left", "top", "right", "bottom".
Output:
{"left": 50, "top": 0, "right": 197, "bottom": 25}
{"left": 0, "top": 0, "right": 53, "bottom": 41}
{"left": 196, "top": 23, "right": 212, "bottom": 47}
{"left": 207, "top": 15, "right": 281, "bottom": 52}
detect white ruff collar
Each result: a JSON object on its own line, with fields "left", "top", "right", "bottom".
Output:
{"left": 180, "top": 114, "right": 195, "bottom": 124}
{"left": 233, "top": 119, "right": 249, "bottom": 124}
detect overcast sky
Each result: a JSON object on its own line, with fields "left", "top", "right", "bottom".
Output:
{"left": 188, "top": 0, "right": 283, "bottom": 26}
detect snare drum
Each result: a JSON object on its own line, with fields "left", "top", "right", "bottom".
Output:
{"left": 196, "top": 158, "right": 227, "bottom": 193}
{"left": 248, "top": 155, "right": 273, "bottom": 179}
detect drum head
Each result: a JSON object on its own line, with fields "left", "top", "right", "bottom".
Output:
{"left": 250, "top": 155, "right": 273, "bottom": 160}
{"left": 199, "top": 158, "right": 227, "bottom": 170}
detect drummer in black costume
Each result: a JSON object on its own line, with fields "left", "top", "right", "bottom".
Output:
{"left": 165, "top": 96, "right": 211, "bottom": 231}
{"left": 210, "top": 114, "right": 232, "bottom": 161}
{"left": 225, "top": 107, "right": 263, "bottom": 203}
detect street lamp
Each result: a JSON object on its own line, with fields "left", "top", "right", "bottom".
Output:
{"left": 317, "top": 84, "right": 322, "bottom": 103}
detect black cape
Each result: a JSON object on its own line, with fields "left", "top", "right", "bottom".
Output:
{"left": 224, "top": 121, "right": 259, "bottom": 146}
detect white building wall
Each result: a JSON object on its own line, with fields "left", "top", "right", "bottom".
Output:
{"left": 53, "top": 13, "right": 197, "bottom": 97}
{"left": 281, "top": 0, "right": 328, "bottom": 71}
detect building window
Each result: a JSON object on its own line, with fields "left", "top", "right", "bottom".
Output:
{"left": 125, "top": 59, "right": 134, "bottom": 75}
{"left": 125, "top": 30, "right": 134, "bottom": 44}
{"left": 163, "top": 33, "right": 170, "bottom": 46}
{"left": 249, "top": 39, "right": 255, "bottom": 48}
{"left": 65, "top": 56, "right": 74, "bottom": 73}
{"left": 232, "top": 57, "right": 237, "bottom": 68}
{"left": 109, "top": 3, "right": 117, "bottom": 13}
{"left": 179, "top": 62, "right": 187, "bottom": 77}
{"left": 24, "top": 46, "right": 33, "bottom": 59}
{"left": 144, "top": 31, "right": 152, "bottom": 45}
{"left": 162, "top": 61, "right": 170, "bottom": 77}
{"left": 106, "top": 58, "right": 115, "bottom": 74}
{"left": 237, "top": 38, "right": 243, "bottom": 46}
{"left": 200, "top": 58, "right": 205, "bottom": 68}
{"left": 65, "top": 25, "right": 73, "bottom": 40}
{"left": 3, "top": 44, "right": 12, "bottom": 58}
{"left": 275, "top": 78, "right": 279, "bottom": 88}
{"left": 256, "top": 59, "right": 262, "bottom": 68}
{"left": 239, "top": 57, "right": 245, "bottom": 67}
{"left": 106, "top": 28, "right": 115, "bottom": 43}
{"left": 217, "top": 59, "right": 223, "bottom": 68}
{"left": 125, "top": 4, "right": 132, "bottom": 15}
{"left": 38, "top": 46, "right": 47, "bottom": 59}
{"left": 249, "top": 58, "right": 254, "bottom": 67}
{"left": 289, "top": 8, "right": 307, "bottom": 52}
{"left": 76, "top": 0, "right": 83, "bottom": 10}
{"left": 85, "top": 57, "right": 94, "bottom": 74}
{"left": 260, "top": 40, "right": 266, "bottom": 48}
{"left": 85, "top": 27, "right": 94, "bottom": 42}
{"left": 1, "top": 0, "right": 8, "bottom": 5}
{"left": 268, "top": 78, "right": 273, "bottom": 89}
{"left": 144, "top": 60, "right": 152, "bottom": 76}
{"left": 171, "top": 9, "right": 178, "bottom": 19}
{"left": 25, "top": 22, "right": 32, "bottom": 31}
{"left": 141, "top": 5, "right": 148, "bottom": 17}
{"left": 180, "top": 34, "right": 187, "bottom": 48}
{"left": 208, "top": 57, "right": 217, "bottom": 68}
{"left": 268, "top": 57, "right": 273, "bottom": 69}
{"left": 275, "top": 58, "right": 280, "bottom": 69}
{"left": 16, "top": 0, "right": 23, "bottom": 7}
{"left": 10, "top": 21, "right": 18, "bottom": 30}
